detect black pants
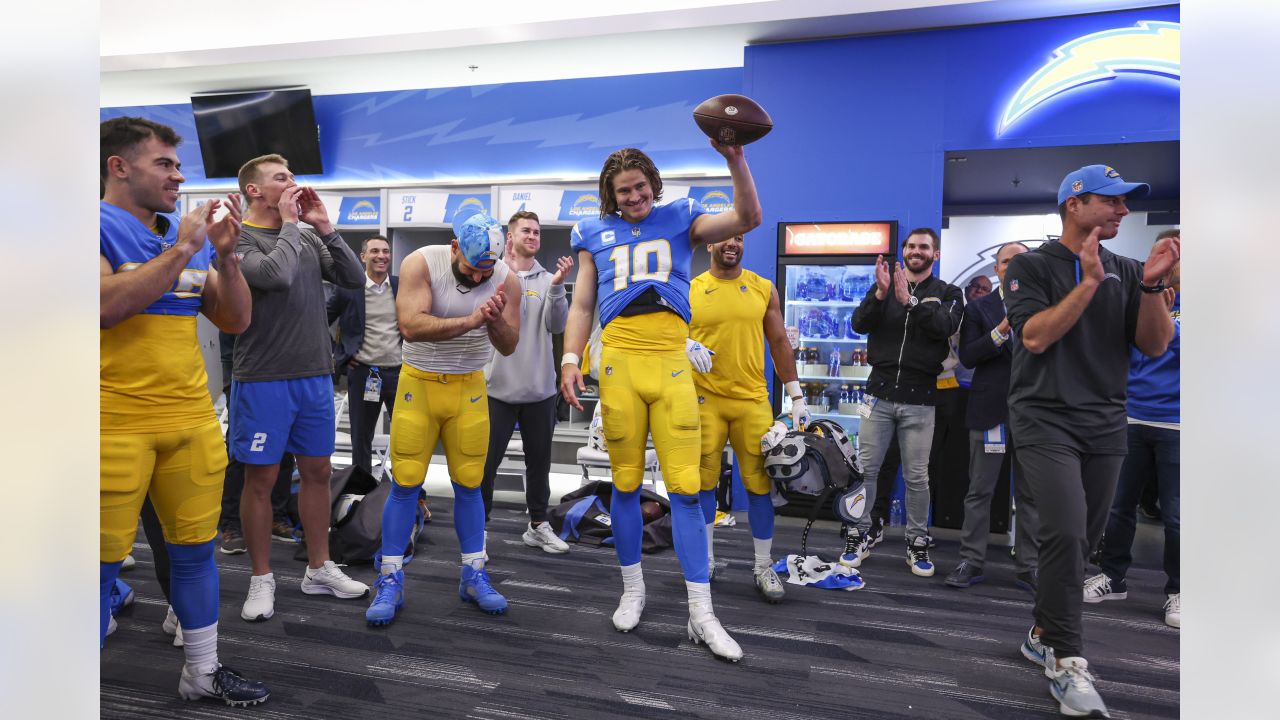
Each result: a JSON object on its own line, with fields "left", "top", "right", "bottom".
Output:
{"left": 345, "top": 363, "right": 400, "bottom": 473}
{"left": 138, "top": 496, "right": 171, "bottom": 603}
{"left": 220, "top": 450, "right": 294, "bottom": 531}
{"left": 1018, "top": 443, "right": 1125, "bottom": 658}
{"left": 480, "top": 394, "right": 558, "bottom": 523}
{"left": 1100, "top": 424, "right": 1180, "bottom": 594}
{"left": 870, "top": 434, "right": 901, "bottom": 524}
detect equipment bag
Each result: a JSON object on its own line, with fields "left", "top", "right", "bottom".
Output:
{"left": 293, "top": 465, "right": 428, "bottom": 565}
{"left": 548, "top": 480, "right": 674, "bottom": 553}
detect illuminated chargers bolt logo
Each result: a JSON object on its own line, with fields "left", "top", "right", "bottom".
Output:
{"left": 999, "top": 20, "right": 1179, "bottom": 134}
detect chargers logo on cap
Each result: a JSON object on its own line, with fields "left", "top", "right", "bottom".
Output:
{"left": 999, "top": 20, "right": 1179, "bottom": 134}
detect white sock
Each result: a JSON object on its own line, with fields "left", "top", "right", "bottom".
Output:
{"left": 685, "top": 580, "right": 713, "bottom": 616}
{"left": 305, "top": 562, "right": 332, "bottom": 577}
{"left": 753, "top": 536, "right": 773, "bottom": 572}
{"left": 182, "top": 622, "right": 218, "bottom": 676}
{"left": 706, "top": 523, "right": 716, "bottom": 566}
{"left": 461, "top": 551, "right": 485, "bottom": 569}
{"left": 381, "top": 555, "right": 404, "bottom": 575}
{"left": 620, "top": 562, "right": 645, "bottom": 595}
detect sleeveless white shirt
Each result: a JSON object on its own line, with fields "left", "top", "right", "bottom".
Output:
{"left": 401, "top": 245, "right": 510, "bottom": 374}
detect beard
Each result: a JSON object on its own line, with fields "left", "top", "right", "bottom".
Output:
{"left": 904, "top": 255, "right": 933, "bottom": 273}
{"left": 452, "top": 256, "right": 488, "bottom": 288}
{"left": 713, "top": 249, "right": 741, "bottom": 268}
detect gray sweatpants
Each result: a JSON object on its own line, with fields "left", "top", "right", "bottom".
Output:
{"left": 1017, "top": 443, "right": 1124, "bottom": 659}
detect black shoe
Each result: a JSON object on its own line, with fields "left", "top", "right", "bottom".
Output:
{"left": 944, "top": 560, "right": 984, "bottom": 588}
{"left": 179, "top": 664, "right": 270, "bottom": 707}
{"left": 1139, "top": 502, "right": 1162, "bottom": 521}
{"left": 1015, "top": 569, "right": 1038, "bottom": 594}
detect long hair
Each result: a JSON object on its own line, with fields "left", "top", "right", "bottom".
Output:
{"left": 598, "top": 148, "right": 663, "bottom": 218}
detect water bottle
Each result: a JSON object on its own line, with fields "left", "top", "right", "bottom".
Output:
{"left": 827, "top": 349, "right": 842, "bottom": 377}
{"left": 890, "top": 497, "right": 905, "bottom": 527}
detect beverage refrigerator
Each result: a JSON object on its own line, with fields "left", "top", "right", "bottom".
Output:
{"left": 772, "top": 221, "right": 898, "bottom": 440}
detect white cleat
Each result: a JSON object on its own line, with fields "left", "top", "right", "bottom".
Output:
{"left": 612, "top": 590, "right": 646, "bottom": 632}
{"left": 687, "top": 610, "right": 743, "bottom": 662}
{"left": 162, "top": 606, "right": 184, "bottom": 647}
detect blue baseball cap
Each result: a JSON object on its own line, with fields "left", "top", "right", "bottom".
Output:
{"left": 452, "top": 208, "right": 504, "bottom": 270}
{"left": 1057, "top": 164, "right": 1151, "bottom": 205}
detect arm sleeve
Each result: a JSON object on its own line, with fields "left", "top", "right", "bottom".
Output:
{"left": 316, "top": 231, "right": 366, "bottom": 289}
{"left": 958, "top": 300, "right": 1002, "bottom": 367}
{"left": 915, "top": 283, "right": 964, "bottom": 340}
{"left": 545, "top": 280, "right": 569, "bottom": 334}
{"left": 851, "top": 285, "right": 886, "bottom": 334}
{"left": 1004, "top": 254, "right": 1049, "bottom": 335}
{"left": 237, "top": 224, "right": 304, "bottom": 291}
{"left": 1125, "top": 258, "right": 1143, "bottom": 345}
{"left": 327, "top": 286, "right": 348, "bottom": 325}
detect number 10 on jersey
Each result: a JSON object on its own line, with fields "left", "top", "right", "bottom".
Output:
{"left": 609, "top": 239, "right": 672, "bottom": 291}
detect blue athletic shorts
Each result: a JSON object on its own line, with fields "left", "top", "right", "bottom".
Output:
{"left": 231, "top": 375, "right": 335, "bottom": 464}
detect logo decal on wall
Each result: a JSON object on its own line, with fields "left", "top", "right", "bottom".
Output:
{"left": 999, "top": 20, "right": 1179, "bottom": 134}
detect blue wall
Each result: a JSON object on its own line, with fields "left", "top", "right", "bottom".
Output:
{"left": 102, "top": 68, "right": 743, "bottom": 188}
{"left": 740, "top": 5, "right": 1180, "bottom": 282}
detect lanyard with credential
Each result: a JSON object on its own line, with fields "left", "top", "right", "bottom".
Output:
{"left": 984, "top": 424, "right": 1007, "bottom": 454}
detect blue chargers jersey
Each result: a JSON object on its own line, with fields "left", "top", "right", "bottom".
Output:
{"left": 1126, "top": 294, "right": 1180, "bottom": 423}
{"left": 101, "top": 200, "right": 212, "bottom": 317}
{"left": 571, "top": 198, "right": 705, "bottom": 326}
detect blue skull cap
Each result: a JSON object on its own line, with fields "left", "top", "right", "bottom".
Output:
{"left": 452, "top": 208, "right": 503, "bottom": 270}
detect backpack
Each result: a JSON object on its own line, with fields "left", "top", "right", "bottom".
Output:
{"left": 548, "top": 481, "right": 674, "bottom": 553}
{"left": 292, "top": 465, "right": 429, "bottom": 565}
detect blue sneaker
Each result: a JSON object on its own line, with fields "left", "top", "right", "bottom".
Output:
{"left": 1021, "top": 625, "right": 1051, "bottom": 670}
{"left": 906, "top": 536, "right": 935, "bottom": 577}
{"left": 109, "top": 578, "right": 135, "bottom": 617}
{"left": 459, "top": 565, "right": 507, "bottom": 615}
{"left": 366, "top": 570, "right": 405, "bottom": 626}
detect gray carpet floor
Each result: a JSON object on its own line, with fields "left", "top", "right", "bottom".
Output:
{"left": 102, "top": 505, "right": 1179, "bottom": 719}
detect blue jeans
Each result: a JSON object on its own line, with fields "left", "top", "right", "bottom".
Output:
{"left": 855, "top": 397, "right": 935, "bottom": 542}
{"left": 1099, "top": 423, "right": 1180, "bottom": 595}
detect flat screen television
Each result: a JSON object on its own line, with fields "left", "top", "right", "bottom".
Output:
{"left": 190, "top": 87, "right": 323, "bottom": 179}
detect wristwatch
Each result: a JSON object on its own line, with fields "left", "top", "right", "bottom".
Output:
{"left": 905, "top": 295, "right": 919, "bottom": 310}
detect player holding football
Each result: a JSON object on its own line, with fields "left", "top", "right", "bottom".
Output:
{"left": 99, "top": 116, "right": 269, "bottom": 705}
{"left": 560, "top": 141, "right": 761, "bottom": 661}
{"left": 365, "top": 210, "right": 522, "bottom": 625}
{"left": 689, "top": 233, "right": 811, "bottom": 604}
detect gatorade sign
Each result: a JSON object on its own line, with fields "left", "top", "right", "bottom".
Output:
{"left": 783, "top": 223, "right": 893, "bottom": 256}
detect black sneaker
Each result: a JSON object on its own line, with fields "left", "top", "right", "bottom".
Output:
{"left": 944, "top": 560, "right": 984, "bottom": 588}
{"left": 219, "top": 527, "right": 247, "bottom": 555}
{"left": 1015, "top": 569, "right": 1039, "bottom": 594}
{"left": 868, "top": 517, "right": 885, "bottom": 548}
{"left": 178, "top": 664, "right": 270, "bottom": 707}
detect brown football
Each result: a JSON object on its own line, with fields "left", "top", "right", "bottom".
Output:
{"left": 693, "top": 94, "right": 773, "bottom": 146}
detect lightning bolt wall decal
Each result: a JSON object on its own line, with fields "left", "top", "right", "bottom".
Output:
{"left": 999, "top": 21, "right": 1179, "bottom": 134}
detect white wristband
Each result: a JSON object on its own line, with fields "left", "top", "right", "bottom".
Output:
{"left": 785, "top": 380, "right": 803, "bottom": 400}
{"left": 561, "top": 353, "right": 581, "bottom": 367}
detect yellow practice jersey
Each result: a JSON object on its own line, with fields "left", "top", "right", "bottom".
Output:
{"left": 689, "top": 270, "right": 772, "bottom": 401}
{"left": 100, "top": 201, "right": 216, "bottom": 434}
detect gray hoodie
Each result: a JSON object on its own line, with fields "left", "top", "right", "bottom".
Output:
{"left": 484, "top": 259, "right": 568, "bottom": 403}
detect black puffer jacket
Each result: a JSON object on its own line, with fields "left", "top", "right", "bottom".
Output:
{"left": 851, "top": 274, "right": 963, "bottom": 406}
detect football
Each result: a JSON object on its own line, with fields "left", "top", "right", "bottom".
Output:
{"left": 693, "top": 94, "right": 774, "bottom": 146}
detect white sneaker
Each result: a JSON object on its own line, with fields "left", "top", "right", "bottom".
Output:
{"left": 688, "top": 607, "right": 743, "bottom": 662}
{"left": 241, "top": 574, "right": 276, "bottom": 622}
{"left": 1082, "top": 573, "right": 1127, "bottom": 603}
{"left": 301, "top": 560, "right": 370, "bottom": 599}
{"left": 121, "top": 554, "right": 136, "bottom": 570}
{"left": 1164, "top": 593, "right": 1180, "bottom": 628}
{"left": 522, "top": 522, "right": 569, "bottom": 554}
{"left": 162, "top": 605, "right": 184, "bottom": 647}
{"left": 1047, "top": 656, "right": 1110, "bottom": 718}
{"left": 612, "top": 589, "right": 646, "bottom": 632}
